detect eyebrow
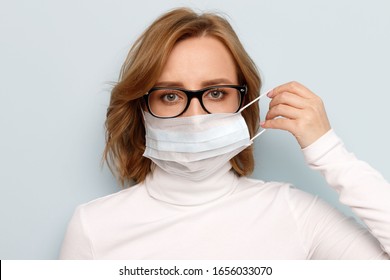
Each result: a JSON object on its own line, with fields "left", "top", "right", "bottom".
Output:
{"left": 154, "top": 78, "right": 236, "bottom": 88}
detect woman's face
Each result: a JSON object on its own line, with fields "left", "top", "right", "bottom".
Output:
{"left": 154, "top": 36, "right": 239, "bottom": 117}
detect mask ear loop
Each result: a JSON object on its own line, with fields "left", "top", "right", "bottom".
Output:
{"left": 239, "top": 90, "right": 271, "bottom": 141}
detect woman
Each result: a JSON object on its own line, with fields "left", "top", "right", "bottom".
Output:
{"left": 60, "top": 8, "right": 390, "bottom": 259}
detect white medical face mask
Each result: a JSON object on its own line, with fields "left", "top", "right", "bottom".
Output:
{"left": 142, "top": 91, "right": 267, "bottom": 181}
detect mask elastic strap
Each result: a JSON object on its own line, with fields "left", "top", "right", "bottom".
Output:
{"left": 251, "top": 129, "right": 266, "bottom": 141}
{"left": 239, "top": 91, "right": 268, "bottom": 113}
{"left": 239, "top": 90, "right": 271, "bottom": 142}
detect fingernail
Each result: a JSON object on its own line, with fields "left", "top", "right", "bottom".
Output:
{"left": 266, "top": 90, "right": 273, "bottom": 97}
{"left": 260, "top": 121, "right": 265, "bottom": 127}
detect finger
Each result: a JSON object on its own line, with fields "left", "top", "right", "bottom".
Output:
{"left": 268, "top": 81, "right": 315, "bottom": 99}
{"left": 265, "top": 104, "right": 302, "bottom": 120}
{"left": 268, "top": 91, "right": 307, "bottom": 110}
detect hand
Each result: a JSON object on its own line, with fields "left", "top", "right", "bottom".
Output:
{"left": 260, "top": 81, "right": 331, "bottom": 148}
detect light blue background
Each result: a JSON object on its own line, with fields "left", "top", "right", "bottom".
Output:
{"left": 1, "top": 0, "right": 389, "bottom": 259}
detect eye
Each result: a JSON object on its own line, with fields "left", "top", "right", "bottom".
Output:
{"left": 162, "top": 93, "right": 179, "bottom": 102}
{"left": 206, "top": 89, "right": 225, "bottom": 100}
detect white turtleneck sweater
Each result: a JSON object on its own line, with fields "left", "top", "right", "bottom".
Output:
{"left": 60, "top": 130, "right": 390, "bottom": 259}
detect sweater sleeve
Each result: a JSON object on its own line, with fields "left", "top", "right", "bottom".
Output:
{"left": 299, "top": 129, "right": 390, "bottom": 258}
{"left": 59, "top": 206, "right": 94, "bottom": 259}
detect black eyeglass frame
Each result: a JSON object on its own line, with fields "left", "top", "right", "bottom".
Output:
{"left": 143, "top": 84, "right": 247, "bottom": 119}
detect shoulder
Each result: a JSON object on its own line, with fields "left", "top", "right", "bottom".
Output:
{"left": 61, "top": 184, "right": 149, "bottom": 259}
{"left": 236, "top": 176, "right": 319, "bottom": 208}
{"left": 76, "top": 182, "right": 149, "bottom": 217}
{"left": 236, "top": 176, "right": 291, "bottom": 196}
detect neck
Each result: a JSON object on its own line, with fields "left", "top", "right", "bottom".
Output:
{"left": 144, "top": 162, "right": 239, "bottom": 206}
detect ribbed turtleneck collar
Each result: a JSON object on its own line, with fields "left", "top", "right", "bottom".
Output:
{"left": 144, "top": 162, "right": 239, "bottom": 206}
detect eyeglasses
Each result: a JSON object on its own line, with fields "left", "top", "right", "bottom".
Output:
{"left": 143, "top": 85, "right": 247, "bottom": 118}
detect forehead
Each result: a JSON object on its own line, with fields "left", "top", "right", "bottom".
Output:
{"left": 157, "top": 36, "right": 238, "bottom": 87}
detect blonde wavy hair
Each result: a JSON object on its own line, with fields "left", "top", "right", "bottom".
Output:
{"left": 103, "top": 7, "right": 261, "bottom": 187}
